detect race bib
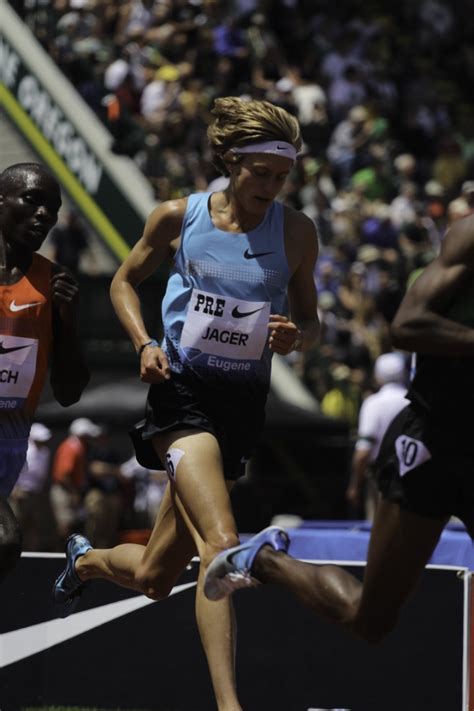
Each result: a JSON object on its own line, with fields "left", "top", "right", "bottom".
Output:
{"left": 0, "top": 335, "right": 38, "bottom": 410}
{"left": 395, "top": 435, "right": 432, "bottom": 477}
{"left": 180, "top": 288, "right": 271, "bottom": 361}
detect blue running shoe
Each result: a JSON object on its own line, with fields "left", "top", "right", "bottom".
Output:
{"left": 204, "top": 526, "right": 289, "bottom": 601}
{"left": 53, "top": 534, "right": 92, "bottom": 618}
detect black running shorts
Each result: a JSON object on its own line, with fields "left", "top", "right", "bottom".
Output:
{"left": 376, "top": 403, "right": 474, "bottom": 529}
{"left": 130, "top": 373, "right": 267, "bottom": 481}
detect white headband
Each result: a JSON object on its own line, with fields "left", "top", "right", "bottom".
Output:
{"left": 231, "top": 141, "right": 297, "bottom": 161}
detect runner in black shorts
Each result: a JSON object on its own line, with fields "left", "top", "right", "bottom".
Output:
{"left": 136, "top": 374, "right": 267, "bottom": 481}
{"left": 52, "top": 96, "right": 320, "bottom": 710}
{"left": 376, "top": 402, "right": 474, "bottom": 530}
{"left": 204, "top": 211, "right": 474, "bottom": 645}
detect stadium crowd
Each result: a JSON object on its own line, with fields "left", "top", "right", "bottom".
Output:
{"left": 7, "top": 0, "right": 474, "bottom": 530}
{"left": 10, "top": 417, "right": 167, "bottom": 551}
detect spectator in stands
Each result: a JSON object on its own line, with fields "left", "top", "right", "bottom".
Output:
{"left": 346, "top": 352, "right": 409, "bottom": 519}
{"left": 327, "top": 64, "right": 367, "bottom": 123}
{"left": 321, "top": 364, "right": 361, "bottom": 431}
{"left": 101, "top": 57, "right": 147, "bottom": 157}
{"left": 9, "top": 423, "right": 53, "bottom": 552}
{"left": 120, "top": 455, "right": 167, "bottom": 530}
{"left": 337, "top": 261, "right": 367, "bottom": 320}
{"left": 84, "top": 426, "right": 123, "bottom": 548}
{"left": 462, "top": 181, "right": 474, "bottom": 212}
{"left": 447, "top": 180, "right": 474, "bottom": 224}
{"left": 432, "top": 136, "right": 467, "bottom": 196}
{"left": 319, "top": 30, "right": 362, "bottom": 85}
{"left": 389, "top": 181, "right": 418, "bottom": 228}
{"left": 392, "top": 153, "right": 418, "bottom": 192}
{"left": 359, "top": 203, "right": 399, "bottom": 249}
{"left": 290, "top": 67, "right": 327, "bottom": 129}
{"left": 50, "top": 417, "right": 101, "bottom": 543}
{"left": 48, "top": 209, "right": 90, "bottom": 275}
{"left": 14, "top": 0, "right": 474, "bottom": 483}
{"left": 349, "top": 292, "right": 391, "bottom": 362}
{"left": 327, "top": 105, "right": 372, "bottom": 188}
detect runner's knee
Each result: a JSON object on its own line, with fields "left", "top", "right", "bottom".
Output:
{"left": 134, "top": 564, "right": 178, "bottom": 600}
{"left": 199, "top": 533, "right": 240, "bottom": 570}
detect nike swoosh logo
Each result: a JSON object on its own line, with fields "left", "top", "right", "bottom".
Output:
{"left": 0, "top": 342, "right": 32, "bottom": 355}
{"left": 0, "top": 581, "right": 196, "bottom": 668}
{"left": 10, "top": 300, "right": 42, "bottom": 312}
{"left": 231, "top": 306, "right": 265, "bottom": 319}
{"left": 276, "top": 146, "right": 287, "bottom": 150}
{"left": 227, "top": 546, "right": 252, "bottom": 566}
{"left": 243, "top": 249, "right": 275, "bottom": 260}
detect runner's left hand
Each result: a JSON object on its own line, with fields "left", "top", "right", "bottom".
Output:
{"left": 51, "top": 269, "right": 79, "bottom": 319}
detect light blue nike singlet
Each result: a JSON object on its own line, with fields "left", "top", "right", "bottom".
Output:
{"left": 161, "top": 192, "right": 291, "bottom": 387}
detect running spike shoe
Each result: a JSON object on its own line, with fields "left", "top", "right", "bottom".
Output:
{"left": 53, "top": 533, "right": 92, "bottom": 618}
{"left": 204, "top": 525, "right": 289, "bottom": 601}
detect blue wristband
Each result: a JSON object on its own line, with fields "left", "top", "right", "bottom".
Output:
{"left": 138, "top": 339, "right": 159, "bottom": 356}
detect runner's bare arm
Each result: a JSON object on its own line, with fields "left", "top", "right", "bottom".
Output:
{"left": 391, "top": 214, "right": 474, "bottom": 356}
{"left": 269, "top": 211, "right": 320, "bottom": 355}
{"left": 110, "top": 199, "right": 186, "bottom": 383}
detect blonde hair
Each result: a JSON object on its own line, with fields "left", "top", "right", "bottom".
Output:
{"left": 208, "top": 96, "right": 302, "bottom": 176}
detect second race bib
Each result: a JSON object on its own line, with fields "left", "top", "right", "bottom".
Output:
{"left": 0, "top": 334, "right": 38, "bottom": 410}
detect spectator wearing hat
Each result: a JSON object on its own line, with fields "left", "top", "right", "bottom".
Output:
{"left": 393, "top": 153, "right": 417, "bottom": 186}
{"left": 120, "top": 455, "right": 168, "bottom": 531}
{"left": 461, "top": 181, "right": 474, "bottom": 208}
{"left": 84, "top": 427, "right": 123, "bottom": 548}
{"left": 50, "top": 418, "right": 101, "bottom": 543}
{"left": 140, "top": 64, "right": 181, "bottom": 126}
{"left": 321, "top": 363, "right": 361, "bottom": 430}
{"left": 103, "top": 58, "right": 141, "bottom": 115}
{"left": 389, "top": 181, "right": 418, "bottom": 228}
{"left": 351, "top": 160, "right": 394, "bottom": 203}
{"left": 447, "top": 180, "right": 474, "bottom": 224}
{"left": 327, "top": 105, "right": 372, "bottom": 188}
{"left": 346, "top": 351, "right": 409, "bottom": 519}
{"left": 9, "top": 423, "right": 53, "bottom": 551}
{"left": 271, "top": 77, "right": 298, "bottom": 114}
{"left": 432, "top": 136, "right": 467, "bottom": 196}
{"left": 421, "top": 179, "right": 447, "bottom": 245}
{"left": 101, "top": 58, "right": 145, "bottom": 157}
